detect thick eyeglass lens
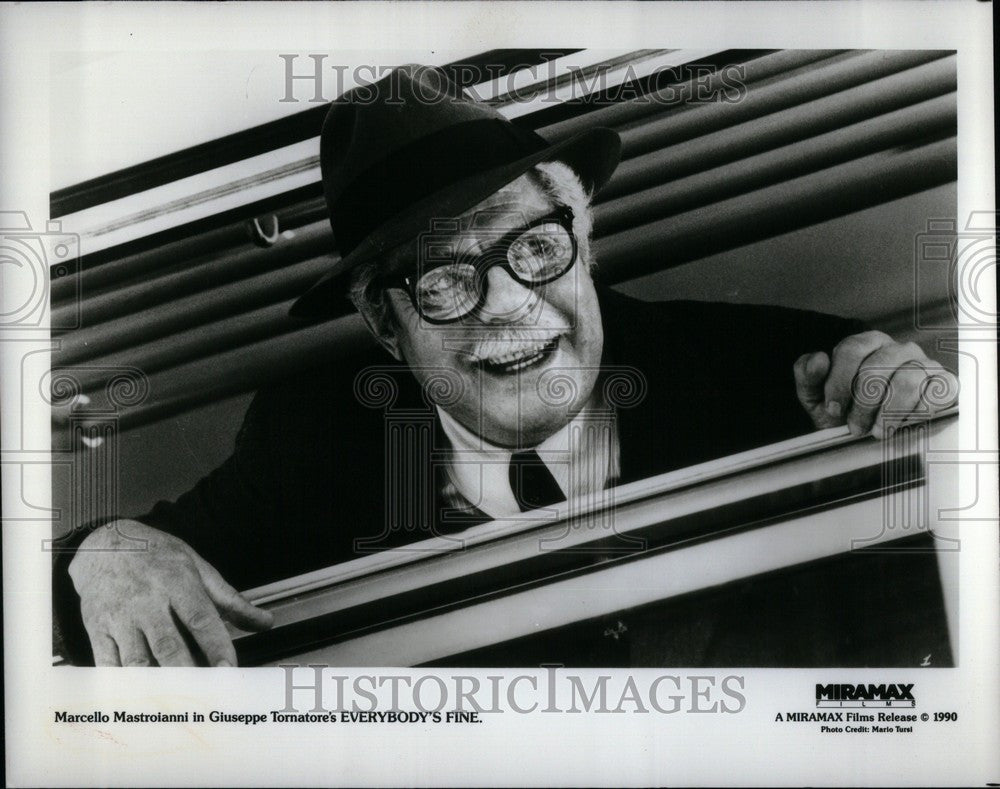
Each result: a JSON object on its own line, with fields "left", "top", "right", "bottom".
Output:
{"left": 413, "top": 218, "right": 575, "bottom": 321}
{"left": 507, "top": 222, "right": 574, "bottom": 281}
{"left": 414, "top": 262, "right": 480, "bottom": 321}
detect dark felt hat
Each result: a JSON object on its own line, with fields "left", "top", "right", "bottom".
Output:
{"left": 290, "top": 64, "right": 621, "bottom": 318}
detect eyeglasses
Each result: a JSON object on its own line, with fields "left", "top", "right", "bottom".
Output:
{"left": 386, "top": 206, "right": 577, "bottom": 324}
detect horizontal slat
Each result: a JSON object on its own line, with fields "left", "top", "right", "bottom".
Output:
{"left": 497, "top": 49, "right": 724, "bottom": 121}
{"left": 51, "top": 197, "right": 329, "bottom": 307}
{"left": 593, "top": 137, "right": 956, "bottom": 282}
{"left": 482, "top": 49, "right": 666, "bottom": 106}
{"left": 615, "top": 49, "right": 950, "bottom": 159}
{"left": 61, "top": 313, "right": 375, "bottom": 430}
{"left": 594, "top": 92, "right": 956, "bottom": 235}
{"left": 60, "top": 301, "right": 306, "bottom": 391}
{"left": 51, "top": 221, "right": 333, "bottom": 329}
{"left": 598, "top": 54, "right": 956, "bottom": 200}
{"left": 537, "top": 49, "right": 840, "bottom": 143}
{"left": 53, "top": 247, "right": 334, "bottom": 366}
{"left": 52, "top": 257, "right": 330, "bottom": 372}
{"left": 51, "top": 221, "right": 244, "bottom": 306}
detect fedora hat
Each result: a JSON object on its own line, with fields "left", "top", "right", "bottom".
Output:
{"left": 290, "top": 64, "right": 621, "bottom": 318}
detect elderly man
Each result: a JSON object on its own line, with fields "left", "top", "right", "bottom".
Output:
{"left": 57, "top": 66, "right": 957, "bottom": 667}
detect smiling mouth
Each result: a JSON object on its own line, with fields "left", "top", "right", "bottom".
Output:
{"left": 475, "top": 338, "right": 560, "bottom": 374}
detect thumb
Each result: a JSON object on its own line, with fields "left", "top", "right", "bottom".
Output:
{"left": 794, "top": 351, "right": 834, "bottom": 425}
{"left": 190, "top": 551, "right": 274, "bottom": 632}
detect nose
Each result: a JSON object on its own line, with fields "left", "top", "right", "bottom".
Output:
{"left": 476, "top": 265, "right": 538, "bottom": 324}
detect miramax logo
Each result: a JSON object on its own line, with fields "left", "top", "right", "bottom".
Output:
{"left": 815, "top": 683, "right": 915, "bottom": 708}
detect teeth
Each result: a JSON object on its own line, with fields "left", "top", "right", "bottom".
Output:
{"left": 485, "top": 342, "right": 549, "bottom": 365}
{"left": 477, "top": 338, "right": 558, "bottom": 372}
{"left": 506, "top": 351, "right": 545, "bottom": 371}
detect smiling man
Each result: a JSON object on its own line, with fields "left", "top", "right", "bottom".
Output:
{"left": 372, "top": 181, "right": 604, "bottom": 453}
{"left": 57, "top": 65, "right": 958, "bottom": 668}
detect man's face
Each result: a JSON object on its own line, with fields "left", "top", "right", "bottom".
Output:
{"left": 383, "top": 176, "right": 604, "bottom": 448}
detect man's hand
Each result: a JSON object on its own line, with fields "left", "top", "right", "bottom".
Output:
{"left": 68, "top": 520, "right": 273, "bottom": 666}
{"left": 794, "top": 330, "right": 958, "bottom": 438}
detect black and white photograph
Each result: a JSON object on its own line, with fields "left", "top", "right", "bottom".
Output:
{"left": 48, "top": 46, "right": 965, "bottom": 669}
{"left": 2, "top": 2, "right": 996, "bottom": 786}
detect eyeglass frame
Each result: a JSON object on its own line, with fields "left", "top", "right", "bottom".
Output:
{"left": 382, "top": 205, "right": 578, "bottom": 324}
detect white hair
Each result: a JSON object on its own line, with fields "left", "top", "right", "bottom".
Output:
{"left": 348, "top": 160, "right": 595, "bottom": 338}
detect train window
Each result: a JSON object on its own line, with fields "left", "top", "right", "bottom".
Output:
{"left": 51, "top": 49, "right": 959, "bottom": 667}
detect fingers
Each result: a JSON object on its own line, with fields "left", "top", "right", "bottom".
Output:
{"left": 920, "top": 366, "right": 960, "bottom": 411}
{"left": 88, "top": 631, "right": 121, "bottom": 667}
{"left": 144, "top": 615, "right": 197, "bottom": 667}
{"left": 870, "top": 362, "right": 959, "bottom": 439}
{"left": 171, "top": 591, "right": 238, "bottom": 667}
{"left": 71, "top": 521, "right": 266, "bottom": 666}
{"left": 794, "top": 352, "right": 832, "bottom": 427}
{"left": 824, "top": 331, "right": 894, "bottom": 424}
{"left": 113, "top": 627, "right": 154, "bottom": 667}
{"left": 192, "top": 552, "right": 274, "bottom": 632}
{"left": 848, "top": 341, "right": 948, "bottom": 436}
{"left": 88, "top": 593, "right": 237, "bottom": 667}
{"left": 846, "top": 341, "right": 923, "bottom": 435}
{"left": 796, "top": 331, "right": 957, "bottom": 438}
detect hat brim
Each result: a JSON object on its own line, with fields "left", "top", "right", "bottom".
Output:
{"left": 289, "top": 126, "right": 621, "bottom": 319}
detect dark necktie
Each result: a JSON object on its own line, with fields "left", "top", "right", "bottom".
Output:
{"left": 508, "top": 449, "right": 565, "bottom": 512}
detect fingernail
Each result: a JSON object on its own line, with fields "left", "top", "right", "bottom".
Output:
{"left": 216, "top": 659, "right": 233, "bottom": 667}
{"left": 826, "top": 401, "right": 842, "bottom": 419}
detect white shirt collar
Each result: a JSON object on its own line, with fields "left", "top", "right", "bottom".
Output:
{"left": 436, "top": 398, "right": 619, "bottom": 519}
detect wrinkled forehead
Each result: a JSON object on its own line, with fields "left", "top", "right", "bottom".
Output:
{"left": 449, "top": 173, "right": 554, "bottom": 254}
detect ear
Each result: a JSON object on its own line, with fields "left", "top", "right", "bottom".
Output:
{"left": 357, "top": 299, "right": 404, "bottom": 361}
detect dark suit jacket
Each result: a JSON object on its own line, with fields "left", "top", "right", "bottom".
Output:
{"left": 53, "top": 289, "right": 952, "bottom": 666}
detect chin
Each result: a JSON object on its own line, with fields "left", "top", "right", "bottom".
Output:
{"left": 482, "top": 365, "right": 597, "bottom": 447}
{"left": 481, "top": 400, "right": 576, "bottom": 448}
